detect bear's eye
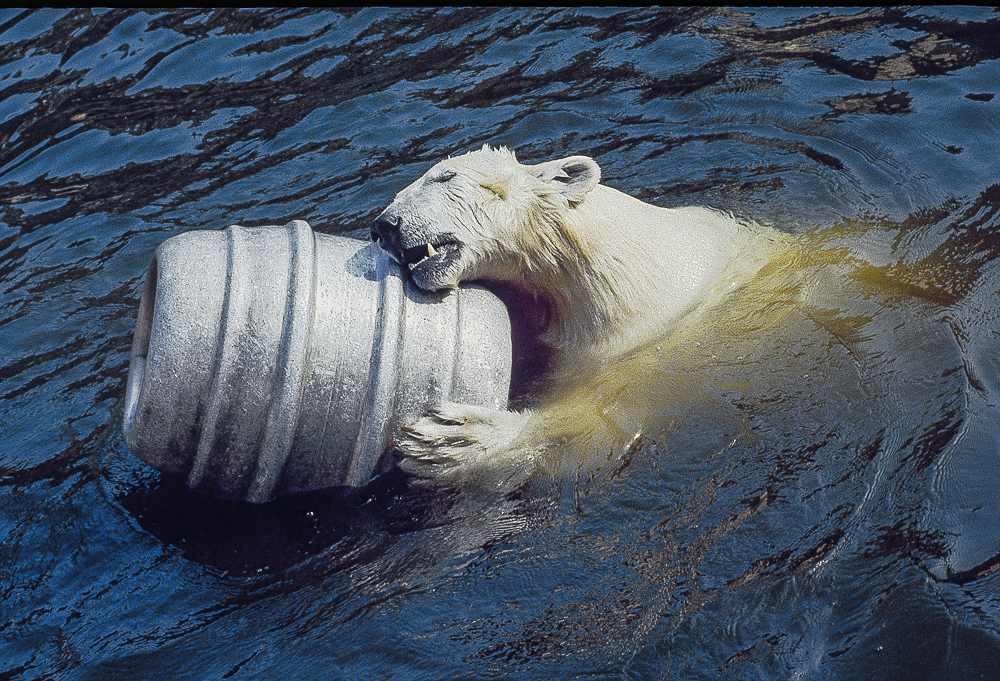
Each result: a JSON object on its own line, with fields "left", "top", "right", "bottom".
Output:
{"left": 432, "top": 170, "right": 457, "bottom": 183}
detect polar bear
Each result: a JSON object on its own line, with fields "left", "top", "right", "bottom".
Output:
{"left": 371, "top": 145, "right": 778, "bottom": 488}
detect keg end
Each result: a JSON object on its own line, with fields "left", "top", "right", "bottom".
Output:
{"left": 123, "top": 259, "right": 158, "bottom": 449}
{"left": 123, "top": 356, "right": 145, "bottom": 439}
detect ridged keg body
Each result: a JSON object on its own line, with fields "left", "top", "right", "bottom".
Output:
{"left": 123, "top": 221, "right": 511, "bottom": 502}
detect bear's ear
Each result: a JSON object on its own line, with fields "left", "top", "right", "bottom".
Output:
{"left": 530, "top": 156, "right": 601, "bottom": 203}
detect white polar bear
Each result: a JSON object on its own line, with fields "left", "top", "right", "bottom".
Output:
{"left": 371, "top": 145, "right": 776, "bottom": 488}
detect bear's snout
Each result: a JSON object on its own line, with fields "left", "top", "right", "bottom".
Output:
{"left": 371, "top": 213, "right": 401, "bottom": 250}
{"left": 372, "top": 213, "right": 437, "bottom": 267}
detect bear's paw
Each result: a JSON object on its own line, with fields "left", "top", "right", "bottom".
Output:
{"left": 391, "top": 403, "right": 538, "bottom": 491}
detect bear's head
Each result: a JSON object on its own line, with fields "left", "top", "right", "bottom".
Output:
{"left": 371, "top": 145, "right": 601, "bottom": 291}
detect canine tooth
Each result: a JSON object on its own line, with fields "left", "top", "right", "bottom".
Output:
{"left": 427, "top": 243, "right": 437, "bottom": 257}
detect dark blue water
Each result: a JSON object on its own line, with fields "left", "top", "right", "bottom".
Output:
{"left": 2, "top": 8, "right": 1000, "bottom": 680}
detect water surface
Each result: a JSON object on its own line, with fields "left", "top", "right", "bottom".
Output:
{"left": 1, "top": 8, "right": 999, "bottom": 680}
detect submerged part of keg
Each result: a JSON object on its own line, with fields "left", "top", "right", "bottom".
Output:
{"left": 123, "top": 221, "right": 511, "bottom": 502}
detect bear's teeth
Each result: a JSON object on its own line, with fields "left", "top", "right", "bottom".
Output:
{"left": 406, "top": 244, "right": 437, "bottom": 270}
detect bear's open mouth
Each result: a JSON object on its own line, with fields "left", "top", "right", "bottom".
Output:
{"left": 400, "top": 243, "right": 436, "bottom": 268}
{"left": 398, "top": 241, "right": 458, "bottom": 272}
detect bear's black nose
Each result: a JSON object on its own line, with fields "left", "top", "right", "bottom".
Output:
{"left": 371, "top": 214, "right": 400, "bottom": 246}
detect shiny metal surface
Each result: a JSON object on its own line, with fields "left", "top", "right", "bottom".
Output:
{"left": 123, "top": 221, "right": 511, "bottom": 501}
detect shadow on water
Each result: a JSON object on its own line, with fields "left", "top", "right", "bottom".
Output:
{"left": 2, "top": 7, "right": 1000, "bottom": 680}
{"left": 113, "top": 469, "right": 434, "bottom": 577}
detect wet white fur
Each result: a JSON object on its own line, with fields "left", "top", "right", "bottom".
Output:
{"left": 378, "top": 146, "right": 760, "bottom": 488}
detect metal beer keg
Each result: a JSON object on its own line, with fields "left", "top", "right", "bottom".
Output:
{"left": 123, "top": 221, "right": 511, "bottom": 502}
